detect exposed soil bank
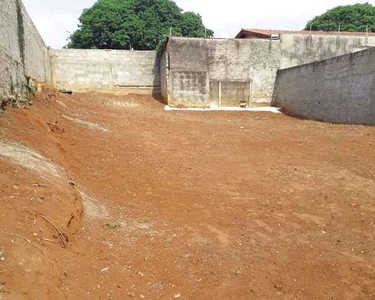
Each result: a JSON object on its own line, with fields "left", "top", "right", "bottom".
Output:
{"left": 0, "top": 90, "right": 375, "bottom": 299}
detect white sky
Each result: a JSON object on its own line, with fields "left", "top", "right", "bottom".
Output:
{"left": 23, "top": 0, "right": 372, "bottom": 49}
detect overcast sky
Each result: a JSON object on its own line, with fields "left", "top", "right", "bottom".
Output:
{"left": 23, "top": 0, "right": 371, "bottom": 49}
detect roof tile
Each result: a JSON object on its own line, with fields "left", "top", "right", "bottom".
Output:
{"left": 236, "top": 28, "right": 375, "bottom": 39}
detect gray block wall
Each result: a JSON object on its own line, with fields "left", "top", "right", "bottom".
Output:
{"left": 274, "top": 48, "right": 375, "bottom": 125}
{"left": 280, "top": 34, "right": 375, "bottom": 69}
{"left": 166, "top": 38, "right": 281, "bottom": 107}
{"left": 0, "top": 0, "right": 50, "bottom": 101}
{"left": 50, "top": 49, "right": 161, "bottom": 95}
{"left": 159, "top": 51, "right": 169, "bottom": 102}
{"left": 164, "top": 35, "right": 375, "bottom": 108}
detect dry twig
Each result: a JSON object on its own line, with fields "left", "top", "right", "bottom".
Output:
{"left": 40, "top": 215, "right": 68, "bottom": 248}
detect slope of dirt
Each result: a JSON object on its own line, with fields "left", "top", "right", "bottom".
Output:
{"left": 0, "top": 89, "right": 375, "bottom": 299}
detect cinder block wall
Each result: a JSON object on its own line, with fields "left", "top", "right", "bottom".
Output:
{"left": 164, "top": 35, "right": 375, "bottom": 108}
{"left": 280, "top": 34, "right": 375, "bottom": 69}
{"left": 0, "top": 0, "right": 50, "bottom": 99}
{"left": 50, "top": 49, "right": 161, "bottom": 95}
{"left": 165, "top": 37, "right": 281, "bottom": 107}
{"left": 159, "top": 51, "right": 169, "bottom": 102}
{"left": 274, "top": 48, "right": 375, "bottom": 125}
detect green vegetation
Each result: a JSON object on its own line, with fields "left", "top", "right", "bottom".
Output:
{"left": 67, "top": 0, "right": 213, "bottom": 51}
{"left": 16, "top": 0, "right": 25, "bottom": 65}
{"left": 305, "top": 3, "right": 375, "bottom": 32}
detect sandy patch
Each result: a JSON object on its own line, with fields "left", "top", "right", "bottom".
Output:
{"left": 62, "top": 115, "right": 110, "bottom": 132}
{"left": 0, "top": 141, "right": 62, "bottom": 180}
{"left": 79, "top": 191, "right": 110, "bottom": 220}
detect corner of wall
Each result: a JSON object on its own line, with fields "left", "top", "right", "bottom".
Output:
{"left": 0, "top": 0, "right": 51, "bottom": 105}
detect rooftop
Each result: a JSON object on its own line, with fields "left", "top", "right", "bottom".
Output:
{"left": 236, "top": 28, "right": 375, "bottom": 39}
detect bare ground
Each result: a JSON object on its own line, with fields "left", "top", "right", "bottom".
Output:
{"left": 0, "top": 89, "right": 375, "bottom": 299}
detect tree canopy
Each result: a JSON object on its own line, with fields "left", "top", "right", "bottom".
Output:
{"left": 67, "top": 0, "right": 214, "bottom": 50}
{"left": 305, "top": 3, "right": 375, "bottom": 33}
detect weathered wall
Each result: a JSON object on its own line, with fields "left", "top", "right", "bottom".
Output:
{"left": 159, "top": 51, "right": 169, "bottom": 102}
{"left": 50, "top": 49, "right": 160, "bottom": 94}
{"left": 164, "top": 34, "right": 375, "bottom": 108}
{"left": 274, "top": 47, "right": 375, "bottom": 125}
{"left": 0, "top": 0, "right": 50, "bottom": 100}
{"left": 280, "top": 34, "right": 375, "bottom": 69}
{"left": 166, "top": 37, "right": 281, "bottom": 107}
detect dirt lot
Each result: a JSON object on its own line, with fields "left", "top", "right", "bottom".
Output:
{"left": 0, "top": 89, "right": 374, "bottom": 299}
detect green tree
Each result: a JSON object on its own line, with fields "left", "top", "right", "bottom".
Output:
{"left": 305, "top": 3, "right": 375, "bottom": 32}
{"left": 67, "top": 0, "right": 214, "bottom": 50}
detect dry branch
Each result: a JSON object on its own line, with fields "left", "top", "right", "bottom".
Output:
{"left": 40, "top": 215, "right": 68, "bottom": 248}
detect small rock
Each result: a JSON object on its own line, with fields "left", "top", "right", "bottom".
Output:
{"left": 174, "top": 293, "right": 181, "bottom": 298}
{"left": 59, "top": 89, "right": 73, "bottom": 95}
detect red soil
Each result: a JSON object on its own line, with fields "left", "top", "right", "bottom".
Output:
{"left": 0, "top": 89, "right": 375, "bottom": 299}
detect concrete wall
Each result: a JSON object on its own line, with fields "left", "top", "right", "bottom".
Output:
{"left": 163, "top": 34, "right": 375, "bottom": 108}
{"left": 50, "top": 49, "right": 160, "bottom": 95}
{"left": 159, "top": 51, "right": 169, "bottom": 102}
{"left": 166, "top": 37, "right": 281, "bottom": 107}
{"left": 280, "top": 34, "right": 375, "bottom": 69}
{"left": 274, "top": 47, "right": 375, "bottom": 125}
{"left": 0, "top": 0, "right": 50, "bottom": 100}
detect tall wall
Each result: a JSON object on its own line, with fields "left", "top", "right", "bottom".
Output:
{"left": 166, "top": 37, "right": 281, "bottom": 107}
{"left": 280, "top": 34, "right": 375, "bottom": 69}
{"left": 164, "top": 35, "right": 375, "bottom": 108}
{"left": 274, "top": 47, "right": 375, "bottom": 125}
{"left": 50, "top": 49, "right": 160, "bottom": 95}
{"left": 0, "top": 0, "right": 50, "bottom": 100}
{"left": 159, "top": 51, "right": 169, "bottom": 102}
